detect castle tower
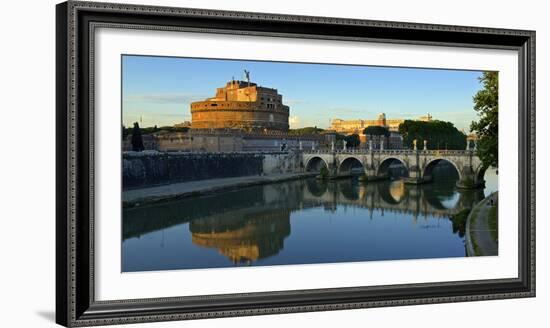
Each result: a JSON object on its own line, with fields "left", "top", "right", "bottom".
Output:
{"left": 190, "top": 78, "right": 290, "bottom": 132}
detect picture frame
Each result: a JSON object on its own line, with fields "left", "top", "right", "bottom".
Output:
{"left": 56, "top": 1, "right": 535, "bottom": 326}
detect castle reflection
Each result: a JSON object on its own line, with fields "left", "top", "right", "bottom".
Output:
{"left": 190, "top": 210, "right": 291, "bottom": 264}
{"left": 123, "top": 167, "right": 485, "bottom": 266}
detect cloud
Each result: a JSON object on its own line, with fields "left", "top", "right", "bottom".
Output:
{"left": 124, "top": 93, "right": 207, "bottom": 104}
{"left": 289, "top": 115, "right": 301, "bottom": 129}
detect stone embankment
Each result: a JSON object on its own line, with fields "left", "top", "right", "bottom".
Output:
{"left": 123, "top": 172, "right": 315, "bottom": 207}
{"left": 123, "top": 151, "right": 302, "bottom": 189}
{"left": 465, "top": 191, "right": 498, "bottom": 256}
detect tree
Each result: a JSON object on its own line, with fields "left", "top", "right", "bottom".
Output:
{"left": 122, "top": 124, "right": 128, "bottom": 141}
{"left": 344, "top": 134, "right": 360, "bottom": 148}
{"left": 398, "top": 120, "right": 466, "bottom": 150}
{"left": 470, "top": 71, "right": 498, "bottom": 169}
{"left": 363, "top": 125, "right": 390, "bottom": 137}
{"left": 131, "top": 122, "right": 145, "bottom": 152}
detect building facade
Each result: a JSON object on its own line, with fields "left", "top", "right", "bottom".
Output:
{"left": 190, "top": 80, "right": 290, "bottom": 132}
{"left": 330, "top": 112, "right": 433, "bottom": 134}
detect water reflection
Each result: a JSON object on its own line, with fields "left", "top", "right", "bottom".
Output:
{"left": 122, "top": 166, "right": 495, "bottom": 272}
{"left": 190, "top": 210, "right": 291, "bottom": 265}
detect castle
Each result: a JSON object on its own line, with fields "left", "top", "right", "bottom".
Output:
{"left": 190, "top": 77, "right": 290, "bottom": 132}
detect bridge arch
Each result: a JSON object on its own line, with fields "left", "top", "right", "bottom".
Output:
{"left": 305, "top": 156, "right": 329, "bottom": 173}
{"left": 423, "top": 158, "right": 462, "bottom": 182}
{"left": 475, "top": 165, "right": 487, "bottom": 186}
{"left": 377, "top": 157, "right": 409, "bottom": 178}
{"left": 337, "top": 156, "right": 364, "bottom": 176}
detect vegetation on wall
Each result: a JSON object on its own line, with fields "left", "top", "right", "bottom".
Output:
{"left": 122, "top": 125, "right": 190, "bottom": 139}
{"left": 288, "top": 126, "right": 324, "bottom": 135}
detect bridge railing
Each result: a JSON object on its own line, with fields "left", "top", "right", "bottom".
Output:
{"left": 302, "top": 149, "right": 473, "bottom": 156}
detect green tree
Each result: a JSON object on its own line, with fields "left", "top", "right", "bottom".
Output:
{"left": 344, "top": 134, "right": 360, "bottom": 148}
{"left": 131, "top": 122, "right": 145, "bottom": 152}
{"left": 398, "top": 120, "right": 466, "bottom": 150}
{"left": 363, "top": 125, "right": 390, "bottom": 137}
{"left": 470, "top": 71, "right": 498, "bottom": 169}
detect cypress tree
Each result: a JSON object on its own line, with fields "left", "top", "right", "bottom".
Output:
{"left": 131, "top": 122, "right": 145, "bottom": 152}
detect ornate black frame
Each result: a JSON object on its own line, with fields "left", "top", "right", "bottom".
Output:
{"left": 56, "top": 1, "right": 536, "bottom": 326}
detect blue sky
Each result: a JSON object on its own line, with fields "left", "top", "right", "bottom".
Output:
{"left": 122, "top": 55, "right": 485, "bottom": 131}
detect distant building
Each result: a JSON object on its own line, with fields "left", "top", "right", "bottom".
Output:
{"left": 330, "top": 112, "right": 433, "bottom": 134}
{"left": 190, "top": 77, "right": 290, "bottom": 132}
{"left": 173, "top": 121, "right": 191, "bottom": 128}
{"left": 419, "top": 113, "right": 433, "bottom": 122}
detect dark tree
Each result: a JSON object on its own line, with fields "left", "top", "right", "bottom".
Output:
{"left": 122, "top": 124, "right": 128, "bottom": 141}
{"left": 334, "top": 133, "right": 346, "bottom": 141}
{"left": 344, "top": 134, "right": 360, "bottom": 148}
{"left": 131, "top": 122, "right": 145, "bottom": 152}
{"left": 363, "top": 125, "right": 390, "bottom": 137}
{"left": 470, "top": 71, "right": 498, "bottom": 169}
{"left": 398, "top": 120, "right": 466, "bottom": 150}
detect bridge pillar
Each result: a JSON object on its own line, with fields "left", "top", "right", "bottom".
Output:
{"left": 362, "top": 166, "right": 385, "bottom": 182}
{"left": 327, "top": 152, "right": 339, "bottom": 179}
{"left": 404, "top": 151, "right": 426, "bottom": 185}
{"left": 404, "top": 166, "right": 426, "bottom": 184}
{"left": 456, "top": 165, "right": 484, "bottom": 189}
{"left": 360, "top": 152, "right": 387, "bottom": 182}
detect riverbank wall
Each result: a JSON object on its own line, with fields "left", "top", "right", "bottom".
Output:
{"left": 123, "top": 151, "right": 302, "bottom": 190}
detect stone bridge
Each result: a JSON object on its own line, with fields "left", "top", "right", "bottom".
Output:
{"left": 302, "top": 149, "right": 485, "bottom": 189}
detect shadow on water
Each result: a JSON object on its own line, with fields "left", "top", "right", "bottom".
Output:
{"left": 123, "top": 163, "right": 493, "bottom": 271}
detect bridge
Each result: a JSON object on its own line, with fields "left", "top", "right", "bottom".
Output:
{"left": 302, "top": 149, "right": 485, "bottom": 189}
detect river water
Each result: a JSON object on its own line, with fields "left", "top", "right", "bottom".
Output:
{"left": 122, "top": 166, "right": 497, "bottom": 272}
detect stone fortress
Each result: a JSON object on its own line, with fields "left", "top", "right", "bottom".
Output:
{"left": 190, "top": 71, "right": 290, "bottom": 132}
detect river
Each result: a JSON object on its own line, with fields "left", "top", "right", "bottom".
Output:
{"left": 122, "top": 166, "right": 498, "bottom": 272}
